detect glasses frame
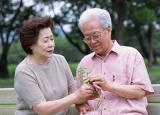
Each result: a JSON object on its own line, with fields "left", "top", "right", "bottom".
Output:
{"left": 83, "top": 28, "right": 106, "bottom": 43}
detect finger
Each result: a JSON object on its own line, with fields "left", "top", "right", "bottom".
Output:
{"left": 80, "top": 111, "right": 83, "bottom": 115}
{"left": 82, "top": 85, "right": 93, "bottom": 91}
{"left": 82, "top": 107, "right": 92, "bottom": 113}
{"left": 94, "top": 84, "right": 101, "bottom": 90}
{"left": 84, "top": 87, "right": 95, "bottom": 94}
{"left": 82, "top": 109, "right": 88, "bottom": 114}
{"left": 90, "top": 77, "right": 102, "bottom": 82}
{"left": 90, "top": 107, "right": 94, "bottom": 111}
{"left": 94, "top": 80, "right": 104, "bottom": 84}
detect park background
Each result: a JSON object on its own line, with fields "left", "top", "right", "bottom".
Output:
{"left": 0, "top": 0, "right": 160, "bottom": 87}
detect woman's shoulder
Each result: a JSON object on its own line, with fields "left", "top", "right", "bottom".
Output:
{"left": 16, "top": 57, "right": 28, "bottom": 69}
{"left": 14, "top": 57, "right": 33, "bottom": 76}
{"left": 53, "top": 54, "right": 64, "bottom": 58}
{"left": 52, "top": 54, "right": 66, "bottom": 61}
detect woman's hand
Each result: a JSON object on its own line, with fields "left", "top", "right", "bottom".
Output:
{"left": 74, "top": 84, "right": 99, "bottom": 104}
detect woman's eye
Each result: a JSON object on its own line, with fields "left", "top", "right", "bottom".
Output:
{"left": 44, "top": 40, "right": 48, "bottom": 42}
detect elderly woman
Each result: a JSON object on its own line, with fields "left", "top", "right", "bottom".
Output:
{"left": 14, "top": 16, "right": 96, "bottom": 115}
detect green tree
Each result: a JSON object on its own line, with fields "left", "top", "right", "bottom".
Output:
{"left": 8, "top": 41, "right": 26, "bottom": 65}
{"left": 7, "top": 37, "right": 84, "bottom": 65}
{"left": 54, "top": 37, "right": 84, "bottom": 62}
{"left": 0, "top": 0, "right": 36, "bottom": 78}
{"left": 127, "top": 0, "right": 160, "bottom": 68}
{"left": 33, "top": 0, "right": 129, "bottom": 55}
{"left": 56, "top": 0, "right": 160, "bottom": 68}
{"left": 32, "top": 0, "right": 159, "bottom": 59}
{"left": 1, "top": 0, "right": 160, "bottom": 78}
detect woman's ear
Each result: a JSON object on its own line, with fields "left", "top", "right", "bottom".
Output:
{"left": 30, "top": 45, "right": 33, "bottom": 49}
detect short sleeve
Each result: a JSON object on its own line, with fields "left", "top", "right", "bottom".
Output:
{"left": 131, "top": 52, "right": 154, "bottom": 95}
{"left": 14, "top": 70, "right": 46, "bottom": 109}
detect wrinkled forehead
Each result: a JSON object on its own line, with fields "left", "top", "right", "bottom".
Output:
{"left": 84, "top": 31, "right": 102, "bottom": 37}
{"left": 83, "top": 22, "right": 103, "bottom": 36}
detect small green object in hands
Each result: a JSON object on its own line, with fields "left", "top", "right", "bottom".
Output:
{"left": 76, "top": 66, "right": 105, "bottom": 109}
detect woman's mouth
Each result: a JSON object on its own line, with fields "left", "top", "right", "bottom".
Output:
{"left": 47, "top": 50, "right": 53, "bottom": 53}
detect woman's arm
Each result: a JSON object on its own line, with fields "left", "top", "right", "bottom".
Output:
{"left": 33, "top": 93, "right": 79, "bottom": 115}
{"left": 33, "top": 84, "right": 95, "bottom": 115}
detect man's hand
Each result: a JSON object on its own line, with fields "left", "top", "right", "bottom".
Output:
{"left": 76, "top": 103, "right": 93, "bottom": 115}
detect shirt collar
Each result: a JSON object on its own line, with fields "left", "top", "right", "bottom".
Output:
{"left": 111, "top": 40, "right": 120, "bottom": 55}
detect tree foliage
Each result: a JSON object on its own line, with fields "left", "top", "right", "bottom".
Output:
{"left": 1, "top": 0, "right": 160, "bottom": 78}
{"left": 0, "top": 0, "right": 37, "bottom": 78}
{"left": 34, "top": 0, "right": 160, "bottom": 59}
{"left": 7, "top": 37, "right": 84, "bottom": 65}
{"left": 126, "top": 0, "right": 160, "bottom": 67}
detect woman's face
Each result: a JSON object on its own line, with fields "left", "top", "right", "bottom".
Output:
{"left": 83, "top": 18, "right": 112, "bottom": 58}
{"left": 30, "top": 27, "right": 55, "bottom": 59}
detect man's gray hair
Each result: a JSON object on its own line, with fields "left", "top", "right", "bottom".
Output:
{"left": 78, "top": 8, "right": 112, "bottom": 33}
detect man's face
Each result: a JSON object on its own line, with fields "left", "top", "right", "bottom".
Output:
{"left": 83, "top": 18, "right": 112, "bottom": 58}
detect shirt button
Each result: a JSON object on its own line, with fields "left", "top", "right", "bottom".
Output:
{"left": 104, "top": 108, "right": 106, "bottom": 110}
{"left": 104, "top": 73, "right": 106, "bottom": 75}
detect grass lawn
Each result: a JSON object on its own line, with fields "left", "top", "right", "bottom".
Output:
{"left": 147, "top": 65, "right": 160, "bottom": 84}
{"left": 0, "top": 62, "right": 160, "bottom": 88}
{"left": 0, "top": 78, "right": 14, "bottom": 88}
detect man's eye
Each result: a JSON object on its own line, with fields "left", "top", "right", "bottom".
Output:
{"left": 85, "top": 37, "right": 90, "bottom": 40}
{"left": 93, "top": 35, "right": 100, "bottom": 38}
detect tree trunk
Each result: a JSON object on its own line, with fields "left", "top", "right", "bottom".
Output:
{"left": 0, "top": 45, "right": 9, "bottom": 79}
{"left": 112, "top": 0, "right": 127, "bottom": 45}
{"left": 153, "top": 48, "right": 158, "bottom": 65}
{"left": 148, "top": 23, "right": 154, "bottom": 68}
{"left": 134, "top": 24, "right": 149, "bottom": 59}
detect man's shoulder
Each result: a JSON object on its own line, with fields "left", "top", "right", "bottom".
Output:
{"left": 79, "top": 53, "right": 95, "bottom": 66}
{"left": 82, "top": 52, "right": 94, "bottom": 60}
{"left": 121, "top": 45, "right": 138, "bottom": 53}
{"left": 120, "top": 45, "right": 143, "bottom": 59}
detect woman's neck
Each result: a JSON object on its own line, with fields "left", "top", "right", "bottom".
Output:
{"left": 27, "top": 55, "right": 50, "bottom": 66}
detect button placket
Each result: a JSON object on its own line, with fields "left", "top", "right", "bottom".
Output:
{"left": 102, "top": 59, "right": 106, "bottom": 75}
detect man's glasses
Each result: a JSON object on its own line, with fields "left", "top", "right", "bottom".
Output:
{"left": 83, "top": 28, "right": 106, "bottom": 43}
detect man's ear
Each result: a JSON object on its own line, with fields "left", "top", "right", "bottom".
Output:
{"left": 106, "top": 26, "right": 111, "bottom": 32}
{"left": 106, "top": 26, "right": 112, "bottom": 39}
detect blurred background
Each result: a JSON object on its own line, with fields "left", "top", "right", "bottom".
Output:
{"left": 0, "top": 0, "right": 160, "bottom": 87}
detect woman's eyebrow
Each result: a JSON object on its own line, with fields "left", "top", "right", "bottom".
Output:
{"left": 43, "top": 35, "right": 53, "bottom": 38}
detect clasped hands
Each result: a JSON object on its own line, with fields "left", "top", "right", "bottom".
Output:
{"left": 75, "top": 83, "right": 102, "bottom": 103}
{"left": 75, "top": 75, "right": 109, "bottom": 114}
{"left": 75, "top": 75, "right": 108, "bottom": 103}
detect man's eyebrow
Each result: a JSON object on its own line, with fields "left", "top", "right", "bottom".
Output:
{"left": 85, "top": 31, "right": 100, "bottom": 36}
